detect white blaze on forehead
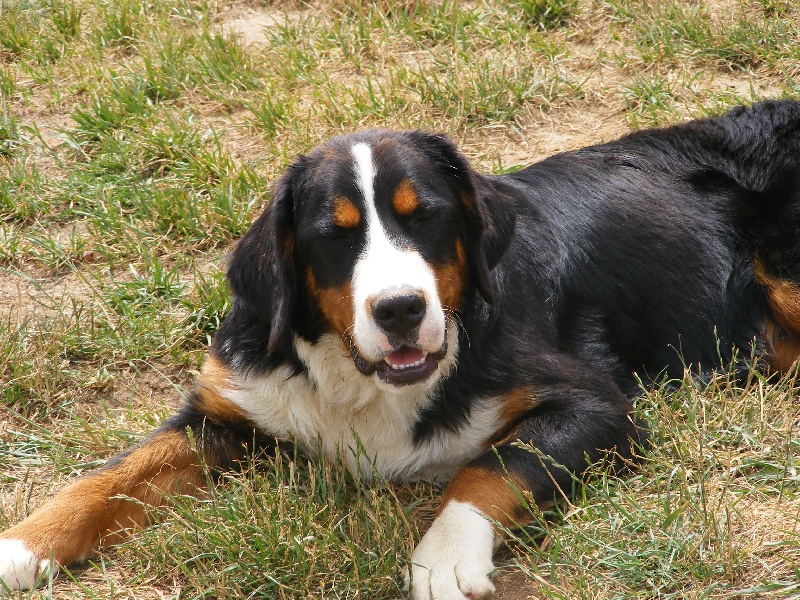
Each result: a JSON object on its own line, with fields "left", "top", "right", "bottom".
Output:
{"left": 350, "top": 142, "right": 446, "bottom": 363}
{"left": 351, "top": 142, "right": 376, "bottom": 209}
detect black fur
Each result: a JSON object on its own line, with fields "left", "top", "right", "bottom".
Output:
{"left": 407, "top": 131, "right": 517, "bottom": 303}
{"left": 226, "top": 166, "right": 300, "bottom": 355}
{"left": 221, "top": 100, "right": 800, "bottom": 507}
{"left": 5, "top": 102, "right": 800, "bottom": 597}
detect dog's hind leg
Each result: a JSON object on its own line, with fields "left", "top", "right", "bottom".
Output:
{"left": 755, "top": 259, "right": 800, "bottom": 373}
{"left": 0, "top": 426, "right": 208, "bottom": 590}
{"left": 748, "top": 166, "right": 800, "bottom": 373}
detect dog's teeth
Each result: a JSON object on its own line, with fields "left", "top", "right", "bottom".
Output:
{"left": 386, "top": 354, "right": 427, "bottom": 370}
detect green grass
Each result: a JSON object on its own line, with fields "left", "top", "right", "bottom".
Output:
{"left": 122, "top": 452, "right": 425, "bottom": 599}
{"left": 504, "top": 369, "right": 800, "bottom": 598}
{"left": 1, "top": 0, "right": 799, "bottom": 598}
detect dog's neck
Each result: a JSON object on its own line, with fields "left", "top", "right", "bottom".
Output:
{"left": 218, "top": 325, "right": 499, "bottom": 481}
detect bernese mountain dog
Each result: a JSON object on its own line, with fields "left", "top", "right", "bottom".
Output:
{"left": 2, "top": 100, "right": 800, "bottom": 599}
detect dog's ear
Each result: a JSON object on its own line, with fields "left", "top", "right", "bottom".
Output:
{"left": 409, "top": 132, "right": 516, "bottom": 303}
{"left": 463, "top": 171, "right": 517, "bottom": 303}
{"left": 227, "top": 161, "right": 303, "bottom": 354}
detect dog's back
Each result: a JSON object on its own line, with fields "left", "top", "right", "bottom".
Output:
{"left": 482, "top": 100, "right": 800, "bottom": 391}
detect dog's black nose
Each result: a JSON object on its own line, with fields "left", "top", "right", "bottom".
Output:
{"left": 371, "top": 292, "right": 427, "bottom": 336}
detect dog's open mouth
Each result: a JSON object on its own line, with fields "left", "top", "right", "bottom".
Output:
{"left": 378, "top": 346, "right": 439, "bottom": 385}
{"left": 349, "top": 339, "right": 448, "bottom": 386}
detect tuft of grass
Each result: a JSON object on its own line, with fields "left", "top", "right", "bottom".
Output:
{"left": 0, "top": 104, "right": 20, "bottom": 156}
{"left": 48, "top": 0, "right": 83, "bottom": 39}
{"left": 605, "top": 0, "right": 800, "bottom": 74}
{"left": 0, "top": 66, "right": 16, "bottom": 100}
{"left": 184, "top": 267, "right": 230, "bottom": 347}
{"left": 621, "top": 73, "right": 680, "bottom": 128}
{"left": 93, "top": 0, "right": 146, "bottom": 48}
{"left": 514, "top": 0, "right": 579, "bottom": 31}
{"left": 0, "top": 11, "right": 35, "bottom": 57}
{"left": 708, "top": 16, "right": 794, "bottom": 70}
{"left": 403, "top": 50, "right": 567, "bottom": 124}
{"left": 0, "top": 162, "right": 47, "bottom": 222}
{"left": 124, "top": 451, "right": 426, "bottom": 599}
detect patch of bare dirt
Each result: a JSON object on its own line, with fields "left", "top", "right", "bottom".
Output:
{"left": 705, "top": 0, "right": 746, "bottom": 24}
{"left": 708, "top": 72, "right": 783, "bottom": 100}
{"left": 0, "top": 267, "right": 95, "bottom": 322}
{"left": 493, "top": 569, "right": 546, "bottom": 600}
{"left": 462, "top": 103, "right": 630, "bottom": 172}
{"left": 218, "top": 5, "right": 303, "bottom": 48}
{"left": 192, "top": 104, "right": 272, "bottom": 165}
{"left": 13, "top": 111, "right": 74, "bottom": 180}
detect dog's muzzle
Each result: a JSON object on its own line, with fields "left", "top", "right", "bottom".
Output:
{"left": 349, "top": 289, "right": 448, "bottom": 386}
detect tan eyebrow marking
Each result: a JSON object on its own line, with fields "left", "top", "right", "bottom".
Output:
{"left": 393, "top": 179, "right": 419, "bottom": 216}
{"left": 332, "top": 196, "right": 361, "bottom": 229}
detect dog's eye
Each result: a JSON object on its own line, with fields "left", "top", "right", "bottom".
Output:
{"left": 307, "top": 223, "right": 359, "bottom": 254}
{"left": 329, "top": 230, "right": 356, "bottom": 246}
{"left": 323, "top": 227, "right": 359, "bottom": 250}
{"left": 401, "top": 203, "right": 438, "bottom": 229}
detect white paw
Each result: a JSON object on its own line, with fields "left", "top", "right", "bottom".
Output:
{"left": 0, "top": 539, "right": 52, "bottom": 592}
{"left": 408, "top": 501, "right": 497, "bottom": 600}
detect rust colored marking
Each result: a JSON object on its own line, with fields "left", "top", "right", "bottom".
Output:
{"left": 764, "top": 319, "right": 800, "bottom": 373}
{"left": 0, "top": 429, "right": 205, "bottom": 566}
{"left": 307, "top": 269, "right": 355, "bottom": 337}
{"left": 393, "top": 179, "right": 419, "bottom": 216}
{"left": 283, "top": 230, "right": 295, "bottom": 259}
{"left": 499, "top": 388, "right": 539, "bottom": 423}
{"left": 432, "top": 240, "right": 468, "bottom": 311}
{"left": 459, "top": 189, "right": 474, "bottom": 214}
{"left": 333, "top": 196, "right": 361, "bottom": 229}
{"left": 754, "top": 258, "right": 800, "bottom": 372}
{"left": 200, "top": 353, "right": 234, "bottom": 385}
{"left": 195, "top": 356, "right": 248, "bottom": 426}
{"left": 440, "top": 465, "right": 529, "bottom": 528}
{"left": 755, "top": 259, "right": 800, "bottom": 334}
{"left": 486, "top": 388, "right": 540, "bottom": 446}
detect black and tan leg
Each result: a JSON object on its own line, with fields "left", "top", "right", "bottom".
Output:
{"left": 755, "top": 259, "right": 800, "bottom": 372}
{"left": 409, "top": 378, "right": 645, "bottom": 600}
{"left": 0, "top": 357, "right": 258, "bottom": 591}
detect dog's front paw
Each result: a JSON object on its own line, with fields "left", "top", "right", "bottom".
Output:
{"left": 408, "top": 500, "right": 497, "bottom": 600}
{"left": 0, "top": 539, "right": 52, "bottom": 592}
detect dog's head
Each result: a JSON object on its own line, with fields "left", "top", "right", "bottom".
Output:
{"left": 227, "top": 130, "right": 516, "bottom": 390}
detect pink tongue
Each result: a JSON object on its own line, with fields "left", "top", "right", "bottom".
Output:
{"left": 386, "top": 347, "right": 425, "bottom": 366}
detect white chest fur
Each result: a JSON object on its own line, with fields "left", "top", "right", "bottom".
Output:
{"left": 221, "top": 328, "right": 500, "bottom": 481}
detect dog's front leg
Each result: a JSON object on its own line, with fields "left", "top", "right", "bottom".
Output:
{"left": 408, "top": 467, "right": 504, "bottom": 600}
{"left": 0, "top": 374, "right": 259, "bottom": 592}
{"left": 0, "top": 425, "right": 203, "bottom": 589}
{"left": 409, "top": 382, "right": 646, "bottom": 600}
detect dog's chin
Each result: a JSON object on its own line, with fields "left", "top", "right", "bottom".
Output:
{"left": 349, "top": 337, "right": 448, "bottom": 388}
